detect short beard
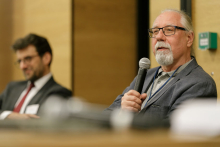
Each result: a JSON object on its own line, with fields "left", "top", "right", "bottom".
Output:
{"left": 155, "top": 42, "right": 174, "bottom": 66}
{"left": 24, "top": 63, "right": 45, "bottom": 82}
{"left": 28, "top": 72, "right": 42, "bottom": 83}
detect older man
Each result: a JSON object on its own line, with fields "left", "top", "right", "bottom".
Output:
{"left": 0, "top": 33, "right": 72, "bottom": 120}
{"left": 106, "top": 9, "right": 217, "bottom": 120}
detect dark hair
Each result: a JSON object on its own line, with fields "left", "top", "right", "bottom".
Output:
{"left": 12, "top": 33, "right": 53, "bottom": 66}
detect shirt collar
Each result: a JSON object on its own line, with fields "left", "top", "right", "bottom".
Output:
{"left": 27, "top": 73, "right": 52, "bottom": 90}
{"left": 158, "top": 58, "right": 194, "bottom": 77}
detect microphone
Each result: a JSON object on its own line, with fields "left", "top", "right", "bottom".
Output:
{"left": 134, "top": 58, "right": 151, "bottom": 93}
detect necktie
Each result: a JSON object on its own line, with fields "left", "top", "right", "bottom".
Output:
{"left": 13, "top": 83, "right": 35, "bottom": 113}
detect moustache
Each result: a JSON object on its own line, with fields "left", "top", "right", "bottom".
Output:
{"left": 155, "top": 42, "right": 171, "bottom": 51}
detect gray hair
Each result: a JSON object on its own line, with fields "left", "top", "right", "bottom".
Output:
{"left": 159, "top": 9, "right": 195, "bottom": 56}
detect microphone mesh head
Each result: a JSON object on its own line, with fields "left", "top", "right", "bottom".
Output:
{"left": 139, "top": 58, "right": 151, "bottom": 69}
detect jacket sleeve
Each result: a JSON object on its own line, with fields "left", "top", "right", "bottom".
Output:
{"left": 0, "top": 93, "right": 3, "bottom": 113}
{"left": 0, "top": 83, "right": 10, "bottom": 114}
{"left": 169, "top": 80, "right": 217, "bottom": 115}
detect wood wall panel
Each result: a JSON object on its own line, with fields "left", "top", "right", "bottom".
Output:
{"left": 192, "top": 0, "right": 220, "bottom": 97}
{"left": 74, "top": 0, "right": 137, "bottom": 104}
{"left": 149, "top": 0, "right": 180, "bottom": 68}
{"left": 0, "top": 0, "right": 14, "bottom": 92}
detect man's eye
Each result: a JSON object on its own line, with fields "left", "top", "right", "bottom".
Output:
{"left": 25, "top": 57, "right": 32, "bottom": 61}
{"left": 165, "top": 27, "right": 174, "bottom": 32}
{"left": 153, "top": 30, "right": 159, "bottom": 33}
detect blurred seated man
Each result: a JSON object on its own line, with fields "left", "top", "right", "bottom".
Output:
{"left": 105, "top": 9, "right": 217, "bottom": 120}
{"left": 0, "top": 33, "right": 72, "bottom": 120}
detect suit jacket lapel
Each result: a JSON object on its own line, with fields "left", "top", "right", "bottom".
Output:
{"left": 142, "top": 59, "right": 199, "bottom": 109}
{"left": 141, "top": 67, "right": 158, "bottom": 94}
{"left": 8, "top": 82, "right": 27, "bottom": 110}
{"left": 146, "top": 74, "right": 180, "bottom": 107}
{"left": 28, "top": 77, "right": 55, "bottom": 105}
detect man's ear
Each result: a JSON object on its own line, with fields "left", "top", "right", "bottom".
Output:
{"left": 187, "top": 32, "right": 194, "bottom": 48}
{"left": 42, "top": 52, "right": 51, "bottom": 66}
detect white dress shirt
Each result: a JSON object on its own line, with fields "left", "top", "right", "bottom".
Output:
{"left": 0, "top": 73, "right": 52, "bottom": 120}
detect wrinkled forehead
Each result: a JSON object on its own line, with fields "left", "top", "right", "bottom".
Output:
{"left": 152, "top": 11, "right": 182, "bottom": 28}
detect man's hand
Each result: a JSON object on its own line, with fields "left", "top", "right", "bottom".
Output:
{"left": 121, "top": 90, "right": 147, "bottom": 112}
{"left": 6, "top": 112, "right": 40, "bottom": 120}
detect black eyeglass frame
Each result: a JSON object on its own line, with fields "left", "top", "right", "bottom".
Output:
{"left": 15, "top": 54, "right": 39, "bottom": 66}
{"left": 148, "top": 25, "right": 188, "bottom": 38}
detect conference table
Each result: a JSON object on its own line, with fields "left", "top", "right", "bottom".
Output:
{"left": 0, "top": 119, "right": 220, "bottom": 147}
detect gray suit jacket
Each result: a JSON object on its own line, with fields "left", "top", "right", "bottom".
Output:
{"left": 0, "top": 76, "right": 72, "bottom": 115}
{"left": 106, "top": 59, "right": 217, "bottom": 119}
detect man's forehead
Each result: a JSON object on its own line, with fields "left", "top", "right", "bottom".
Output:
{"left": 153, "top": 11, "right": 181, "bottom": 27}
{"left": 16, "top": 45, "right": 37, "bottom": 57}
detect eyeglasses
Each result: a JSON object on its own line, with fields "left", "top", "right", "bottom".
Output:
{"left": 148, "top": 25, "right": 187, "bottom": 38}
{"left": 15, "top": 55, "right": 39, "bottom": 66}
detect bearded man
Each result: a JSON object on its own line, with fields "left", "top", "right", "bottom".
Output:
{"left": 105, "top": 9, "right": 217, "bottom": 120}
{"left": 0, "top": 33, "right": 72, "bottom": 120}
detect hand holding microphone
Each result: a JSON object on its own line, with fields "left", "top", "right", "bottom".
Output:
{"left": 121, "top": 58, "right": 151, "bottom": 112}
{"left": 121, "top": 90, "right": 147, "bottom": 112}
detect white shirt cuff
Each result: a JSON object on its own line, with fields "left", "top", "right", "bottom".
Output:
{"left": 0, "top": 111, "right": 12, "bottom": 120}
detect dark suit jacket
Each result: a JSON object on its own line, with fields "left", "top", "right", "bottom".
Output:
{"left": 106, "top": 59, "right": 217, "bottom": 120}
{"left": 0, "top": 76, "right": 72, "bottom": 115}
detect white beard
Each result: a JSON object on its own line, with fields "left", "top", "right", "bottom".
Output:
{"left": 155, "top": 42, "right": 174, "bottom": 66}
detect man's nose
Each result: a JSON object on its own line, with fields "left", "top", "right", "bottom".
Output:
{"left": 155, "top": 29, "right": 166, "bottom": 41}
{"left": 19, "top": 61, "right": 28, "bottom": 69}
